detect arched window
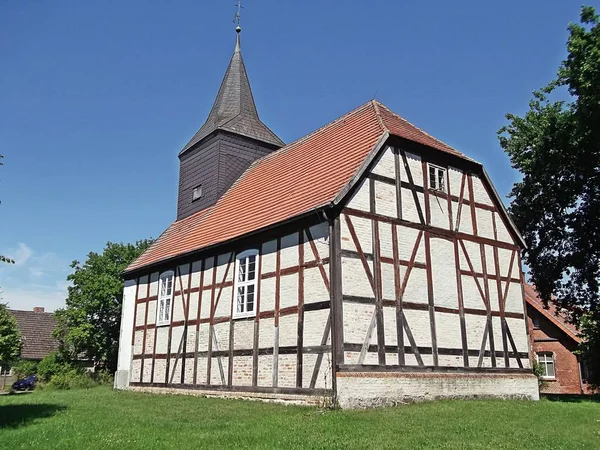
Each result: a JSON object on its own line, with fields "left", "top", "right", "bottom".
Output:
{"left": 156, "top": 270, "right": 174, "bottom": 326}
{"left": 234, "top": 249, "right": 259, "bottom": 318}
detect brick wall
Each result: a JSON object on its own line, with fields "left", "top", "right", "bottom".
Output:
{"left": 527, "top": 305, "right": 589, "bottom": 395}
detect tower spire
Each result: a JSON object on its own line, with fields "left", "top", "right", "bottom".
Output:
{"left": 234, "top": 1, "right": 242, "bottom": 33}
{"left": 234, "top": 1, "right": 242, "bottom": 51}
{"left": 178, "top": 2, "right": 283, "bottom": 155}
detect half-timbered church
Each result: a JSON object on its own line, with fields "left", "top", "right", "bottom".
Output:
{"left": 115, "top": 26, "right": 539, "bottom": 407}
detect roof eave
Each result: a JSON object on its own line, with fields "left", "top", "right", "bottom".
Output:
{"left": 524, "top": 293, "right": 581, "bottom": 343}
{"left": 122, "top": 203, "right": 333, "bottom": 278}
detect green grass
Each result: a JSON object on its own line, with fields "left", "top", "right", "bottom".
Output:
{"left": 0, "top": 387, "right": 599, "bottom": 449}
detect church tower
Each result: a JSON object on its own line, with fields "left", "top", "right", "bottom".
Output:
{"left": 176, "top": 26, "right": 284, "bottom": 220}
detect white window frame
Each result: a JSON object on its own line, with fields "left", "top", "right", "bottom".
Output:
{"left": 536, "top": 352, "right": 556, "bottom": 379}
{"left": 427, "top": 163, "right": 447, "bottom": 192}
{"left": 156, "top": 270, "right": 174, "bottom": 326}
{"left": 192, "top": 185, "right": 203, "bottom": 201}
{"left": 233, "top": 249, "right": 259, "bottom": 319}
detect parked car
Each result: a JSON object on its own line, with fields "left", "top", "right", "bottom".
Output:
{"left": 12, "top": 375, "right": 38, "bottom": 391}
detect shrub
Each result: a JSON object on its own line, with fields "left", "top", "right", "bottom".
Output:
{"left": 42, "top": 369, "right": 99, "bottom": 390}
{"left": 37, "top": 351, "right": 73, "bottom": 382}
{"left": 93, "top": 369, "right": 114, "bottom": 386}
{"left": 12, "top": 360, "right": 38, "bottom": 379}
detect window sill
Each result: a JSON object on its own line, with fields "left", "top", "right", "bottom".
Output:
{"left": 232, "top": 312, "right": 256, "bottom": 320}
{"left": 540, "top": 377, "right": 556, "bottom": 381}
{"left": 156, "top": 321, "right": 171, "bottom": 327}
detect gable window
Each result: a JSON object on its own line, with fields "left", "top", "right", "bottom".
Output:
{"left": 192, "top": 185, "right": 203, "bottom": 201}
{"left": 428, "top": 164, "right": 446, "bottom": 192}
{"left": 532, "top": 313, "right": 540, "bottom": 330}
{"left": 156, "top": 271, "right": 174, "bottom": 326}
{"left": 234, "top": 249, "right": 259, "bottom": 318}
{"left": 537, "top": 352, "right": 556, "bottom": 379}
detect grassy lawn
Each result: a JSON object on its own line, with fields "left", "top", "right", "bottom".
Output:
{"left": 0, "top": 387, "right": 599, "bottom": 449}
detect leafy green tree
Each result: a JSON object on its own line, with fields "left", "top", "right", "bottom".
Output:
{"left": 55, "top": 240, "right": 153, "bottom": 373}
{"left": 0, "top": 303, "right": 21, "bottom": 371}
{"left": 499, "top": 6, "right": 600, "bottom": 385}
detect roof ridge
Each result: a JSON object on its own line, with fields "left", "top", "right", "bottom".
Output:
{"left": 374, "top": 100, "right": 463, "bottom": 156}
{"left": 371, "top": 100, "right": 388, "bottom": 133}
{"left": 250, "top": 101, "right": 376, "bottom": 166}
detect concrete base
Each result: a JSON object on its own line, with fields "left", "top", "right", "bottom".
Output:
{"left": 114, "top": 370, "right": 129, "bottom": 390}
{"left": 336, "top": 371, "right": 540, "bottom": 408}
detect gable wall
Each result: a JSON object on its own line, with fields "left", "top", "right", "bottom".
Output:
{"left": 338, "top": 145, "right": 531, "bottom": 372}
{"left": 120, "top": 220, "right": 334, "bottom": 395}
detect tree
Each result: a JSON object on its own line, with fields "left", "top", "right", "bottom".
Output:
{"left": 55, "top": 240, "right": 153, "bottom": 373}
{"left": 0, "top": 303, "right": 21, "bottom": 371}
{"left": 498, "top": 6, "right": 600, "bottom": 386}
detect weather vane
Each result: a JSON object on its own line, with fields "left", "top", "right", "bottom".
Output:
{"left": 234, "top": 1, "right": 243, "bottom": 33}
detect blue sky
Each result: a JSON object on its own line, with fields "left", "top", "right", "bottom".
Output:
{"left": 1, "top": 1, "right": 596, "bottom": 311}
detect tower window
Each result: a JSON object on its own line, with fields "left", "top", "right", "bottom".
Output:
{"left": 192, "top": 185, "right": 203, "bottom": 201}
{"left": 428, "top": 164, "right": 446, "bottom": 192}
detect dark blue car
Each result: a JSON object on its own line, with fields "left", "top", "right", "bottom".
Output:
{"left": 12, "top": 375, "right": 37, "bottom": 391}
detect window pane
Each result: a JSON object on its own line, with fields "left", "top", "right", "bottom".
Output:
{"left": 248, "top": 258, "right": 256, "bottom": 281}
{"left": 438, "top": 170, "right": 445, "bottom": 191}
{"left": 238, "top": 258, "right": 247, "bottom": 282}
{"left": 160, "top": 279, "right": 166, "bottom": 298}
{"left": 166, "top": 277, "right": 172, "bottom": 295}
{"left": 237, "top": 287, "right": 245, "bottom": 312}
{"left": 429, "top": 167, "right": 436, "bottom": 188}
{"left": 164, "top": 299, "right": 170, "bottom": 321}
{"left": 547, "top": 362, "right": 555, "bottom": 378}
{"left": 247, "top": 285, "right": 255, "bottom": 312}
{"left": 159, "top": 300, "right": 164, "bottom": 322}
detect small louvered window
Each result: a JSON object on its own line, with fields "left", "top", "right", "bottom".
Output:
{"left": 428, "top": 164, "right": 446, "bottom": 192}
{"left": 234, "top": 250, "right": 259, "bottom": 318}
{"left": 192, "top": 185, "right": 203, "bottom": 201}
{"left": 156, "top": 271, "right": 174, "bottom": 326}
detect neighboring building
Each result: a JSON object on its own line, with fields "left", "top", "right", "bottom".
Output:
{"left": 115, "top": 27, "right": 539, "bottom": 407}
{"left": 10, "top": 307, "right": 58, "bottom": 361}
{"left": 524, "top": 284, "right": 594, "bottom": 395}
{"left": 1, "top": 307, "right": 58, "bottom": 383}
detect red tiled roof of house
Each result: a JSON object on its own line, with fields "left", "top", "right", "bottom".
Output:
{"left": 126, "top": 100, "right": 468, "bottom": 273}
{"left": 523, "top": 283, "right": 581, "bottom": 343}
{"left": 10, "top": 309, "right": 58, "bottom": 360}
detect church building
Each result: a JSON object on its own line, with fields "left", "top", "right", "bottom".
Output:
{"left": 115, "top": 26, "right": 539, "bottom": 407}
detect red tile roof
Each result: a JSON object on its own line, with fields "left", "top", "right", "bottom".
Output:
{"left": 126, "top": 101, "right": 467, "bottom": 273}
{"left": 523, "top": 283, "right": 581, "bottom": 343}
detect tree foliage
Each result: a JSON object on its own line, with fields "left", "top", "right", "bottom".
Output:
{"left": 498, "top": 6, "right": 600, "bottom": 385}
{"left": 55, "top": 240, "right": 153, "bottom": 372}
{"left": 0, "top": 303, "right": 21, "bottom": 366}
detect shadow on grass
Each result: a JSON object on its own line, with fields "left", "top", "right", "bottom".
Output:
{"left": 543, "top": 394, "right": 600, "bottom": 403}
{"left": 0, "top": 403, "right": 66, "bottom": 428}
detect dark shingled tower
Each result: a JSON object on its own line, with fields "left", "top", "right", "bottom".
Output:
{"left": 176, "top": 29, "right": 284, "bottom": 220}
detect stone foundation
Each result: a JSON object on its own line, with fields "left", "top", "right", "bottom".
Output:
{"left": 126, "top": 385, "right": 330, "bottom": 407}
{"left": 336, "top": 371, "right": 540, "bottom": 408}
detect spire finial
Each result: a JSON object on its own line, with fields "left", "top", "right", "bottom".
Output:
{"left": 234, "top": 1, "right": 243, "bottom": 33}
